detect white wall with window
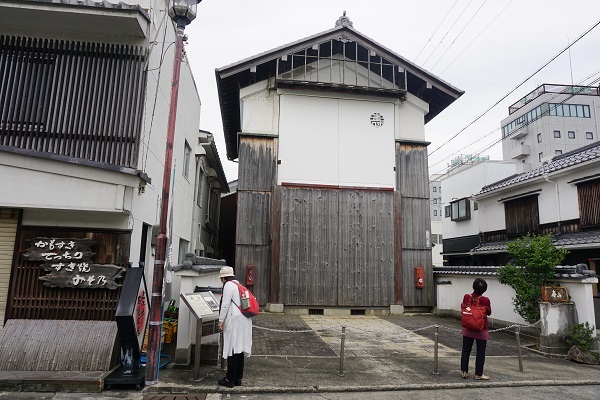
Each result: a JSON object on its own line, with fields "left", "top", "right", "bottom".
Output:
{"left": 441, "top": 161, "right": 518, "bottom": 240}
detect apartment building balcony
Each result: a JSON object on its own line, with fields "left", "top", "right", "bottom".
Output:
{"left": 510, "top": 144, "right": 530, "bottom": 159}
{"left": 510, "top": 126, "right": 528, "bottom": 139}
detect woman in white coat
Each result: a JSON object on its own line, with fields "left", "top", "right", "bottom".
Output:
{"left": 217, "top": 266, "right": 252, "bottom": 388}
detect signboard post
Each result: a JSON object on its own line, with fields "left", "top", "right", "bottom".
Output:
{"left": 180, "top": 292, "right": 219, "bottom": 380}
{"left": 105, "top": 267, "right": 149, "bottom": 390}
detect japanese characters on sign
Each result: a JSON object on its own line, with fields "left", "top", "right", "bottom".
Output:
{"left": 23, "top": 237, "right": 125, "bottom": 290}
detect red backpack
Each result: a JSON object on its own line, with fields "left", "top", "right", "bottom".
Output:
{"left": 231, "top": 281, "right": 259, "bottom": 318}
{"left": 461, "top": 295, "right": 486, "bottom": 331}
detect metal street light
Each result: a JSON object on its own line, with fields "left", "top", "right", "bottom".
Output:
{"left": 145, "top": 0, "right": 202, "bottom": 386}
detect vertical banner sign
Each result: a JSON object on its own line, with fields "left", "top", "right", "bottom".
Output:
{"left": 23, "top": 238, "right": 125, "bottom": 289}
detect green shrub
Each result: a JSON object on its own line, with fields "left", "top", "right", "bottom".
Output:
{"left": 563, "top": 322, "right": 598, "bottom": 352}
{"left": 498, "top": 234, "right": 568, "bottom": 324}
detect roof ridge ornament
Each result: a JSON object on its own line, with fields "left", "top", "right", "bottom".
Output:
{"left": 335, "top": 10, "right": 353, "bottom": 28}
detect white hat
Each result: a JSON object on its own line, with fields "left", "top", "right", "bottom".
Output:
{"left": 219, "top": 266, "right": 235, "bottom": 279}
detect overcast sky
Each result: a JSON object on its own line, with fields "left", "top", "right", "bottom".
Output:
{"left": 182, "top": 0, "right": 600, "bottom": 182}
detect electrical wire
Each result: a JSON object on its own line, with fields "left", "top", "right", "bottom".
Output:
{"left": 429, "top": 73, "right": 600, "bottom": 175}
{"left": 430, "top": 0, "right": 488, "bottom": 71}
{"left": 439, "top": 0, "right": 514, "bottom": 75}
{"left": 429, "top": 68, "right": 600, "bottom": 172}
{"left": 414, "top": 0, "right": 459, "bottom": 63}
{"left": 422, "top": 0, "right": 474, "bottom": 67}
{"left": 428, "top": 17, "right": 600, "bottom": 158}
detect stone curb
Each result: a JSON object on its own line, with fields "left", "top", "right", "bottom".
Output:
{"left": 143, "top": 379, "right": 600, "bottom": 395}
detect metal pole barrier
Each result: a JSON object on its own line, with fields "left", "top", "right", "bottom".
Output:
{"left": 433, "top": 325, "right": 439, "bottom": 375}
{"left": 194, "top": 317, "right": 202, "bottom": 380}
{"left": 515, "top": 326, "right": 524, "bottom": 372}
{"left": 338, "top": 326, "right": 346, "bottom": 377}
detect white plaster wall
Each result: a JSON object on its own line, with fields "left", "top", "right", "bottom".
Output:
{"left": 338, "top": 99, "right": 395, "bottom": 188}
{"left": 278, "top": 94, "right": 339, "bottom": 186}
{"left": 436, "top": 275, "right": 597, "bottom": 332}
{"left": 240, "top": 79, "right": 279, "bottom": 135}
{"left": 278, "top": 93, "right": 396, "bottom": 188}
{"left": 0, "top": 153, "right": 137, "bottom": 213}
{"left": 442, "top": 161, "right": 518, "bottom": 239}
{"left": 396, "top": 93, "right": 428, "bottom": 141}
{"left": 476, "top": 161, "right": 599, "bottom": 232}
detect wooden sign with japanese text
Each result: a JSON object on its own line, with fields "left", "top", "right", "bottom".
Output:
{"left": 23, "top": 237, "right": 125, "bottom": 290}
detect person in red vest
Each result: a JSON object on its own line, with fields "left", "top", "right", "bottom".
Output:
{"left": 461, "top": 278, "right": 492, "bottom": 380}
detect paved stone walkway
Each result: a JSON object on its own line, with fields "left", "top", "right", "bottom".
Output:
{"left": 301, "top": 316, "right": 459, "bottom": 358}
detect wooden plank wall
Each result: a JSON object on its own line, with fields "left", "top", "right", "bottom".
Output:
{"left": 279, "top": 188, "right": 339, "bottom": 306}
{"left": 396, "top": 142, "right": 433, "bottom": 308}
{"left": 337, "top": 190, "right": 394, "bottom": 306}
{"left": 279, "top": 187, "right": 394, "bottom": 306}
{"left": 235, "top": 136, "right": 277, "bottom": 305}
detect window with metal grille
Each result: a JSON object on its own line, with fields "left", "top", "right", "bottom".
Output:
{"left": 0, "top": 35, "right": 146, "bottom": 168}
{"left": 504, "top": 195, "right": 539, "bottom": 236}
{"left": 577, "top": 179, "right": 600, "bottom": 228}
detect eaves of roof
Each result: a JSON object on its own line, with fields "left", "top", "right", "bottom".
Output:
{"left": 476, "top": 142, "right": 600, "bottom": 198}
{"left": 216, "top": 21, "right": 463, "bottom": 161}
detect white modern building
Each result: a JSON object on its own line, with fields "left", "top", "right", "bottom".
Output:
{"left": 440, "top": 161, "right": 519, "bottom": 266}
{"left": 429, "top": 174, "right": 443, "bottom": 266}
{"left": 501, "top": 83, "right": 600, "bottom": 171}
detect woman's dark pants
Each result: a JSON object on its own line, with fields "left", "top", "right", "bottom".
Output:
{"left": 226, "top": 352, "right": 245, "bottom": 383}
{"left": 461, "top": 336, "right": 487, "bottom": 376}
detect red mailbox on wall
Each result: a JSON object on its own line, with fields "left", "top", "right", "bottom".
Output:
{"left": 415, "top": 267, "right": 425, "bottom": 288}
{"left": 245, "top": 264, "right": 256, "bottom": 287}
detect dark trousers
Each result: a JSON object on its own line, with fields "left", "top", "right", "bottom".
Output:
{"left": 461, "top": 336, "right": 487, "bottom": 376}
{"left": 226, "top": 352, "right": 245, "bottom": 382}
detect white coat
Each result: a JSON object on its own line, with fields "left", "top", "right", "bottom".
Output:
{"left": 219, "top": 280, "right": 252, "bottom": 358}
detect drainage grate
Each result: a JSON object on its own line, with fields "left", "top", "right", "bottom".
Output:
{"left": 350, "top": 309, "right": 366, "bottom": 315}
{"left": 144, "top": 395, "right": 206, "bottom": 400}
{"left": 308, "top": 308, "right": 324, "bottom": 315}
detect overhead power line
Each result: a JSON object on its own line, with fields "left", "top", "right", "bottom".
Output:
{"left": 428, "top": 72, "right": 600, "bottom": 175}
{"left": 428, "top": 17, "right": 600, "bottom": 158}
{"left": 439, "top": 0, "right": 514, "bottom": 74}
{"left": 414, "top": 0, "right": 459, "bottom": 63}
{"left": 422, "top": 0, "right": 474, "bottom": 67}
{"left": 430, "top": 0, "right": 488, "bottom": 71}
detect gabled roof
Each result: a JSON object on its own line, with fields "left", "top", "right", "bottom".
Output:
{"left": 478, "top": 141, "right": 600, "bottom": 195}
{"left": 216, "top": 13, "right": 464, "bottom": 160}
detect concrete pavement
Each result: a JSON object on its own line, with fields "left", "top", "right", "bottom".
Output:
{"left": 2, "top": 313, "right": 600, "bottom": 399}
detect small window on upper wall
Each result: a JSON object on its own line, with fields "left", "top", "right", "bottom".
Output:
{"left": 586, "top": 132, "right": 594, "bottom": 140}
{"left": 433, "top": 186, "right": 437, "bottom": 192}
{"left": 555, "top": 150, "right": 562, "bottom": 155}
{"left": 568, "top": 131, "right": 575, "bottom": 139}
{"left": 450, "top": 198, "right": 471, "bottom": 221}
{"left": 439, "top": 186, "right": 441, "bottom": 193}
{"left": 433, "top": 198, "right": 437, "bottom": 204}
{"left": 473, "top": 201, "right": 478, "bottom": 211}
{"left": 553, "top": 130, "right": 561, "bottom": 138}
{"left": 537, "top": 133, "right": 542, "bottom": 143}
{"left": 433, "top": 210, "right": 438, "bottom": 216}
{"left": 183, "top": 141, "right": 192, "bottom": 178}
{"left": 444, "top": 205, "right": 451, "bottom": 218}
{"left": 539, "top": 152, "right": 543, "bottom": 162}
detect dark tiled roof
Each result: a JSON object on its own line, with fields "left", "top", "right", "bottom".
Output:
{"left": 479, "top": 142, "right": 600, "bottom": 194}
{"left": 433, "top": 264, "right": 596, "bottom": 280}
{"left": 469, "top": 231, "right": 600, "bottom": 254}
